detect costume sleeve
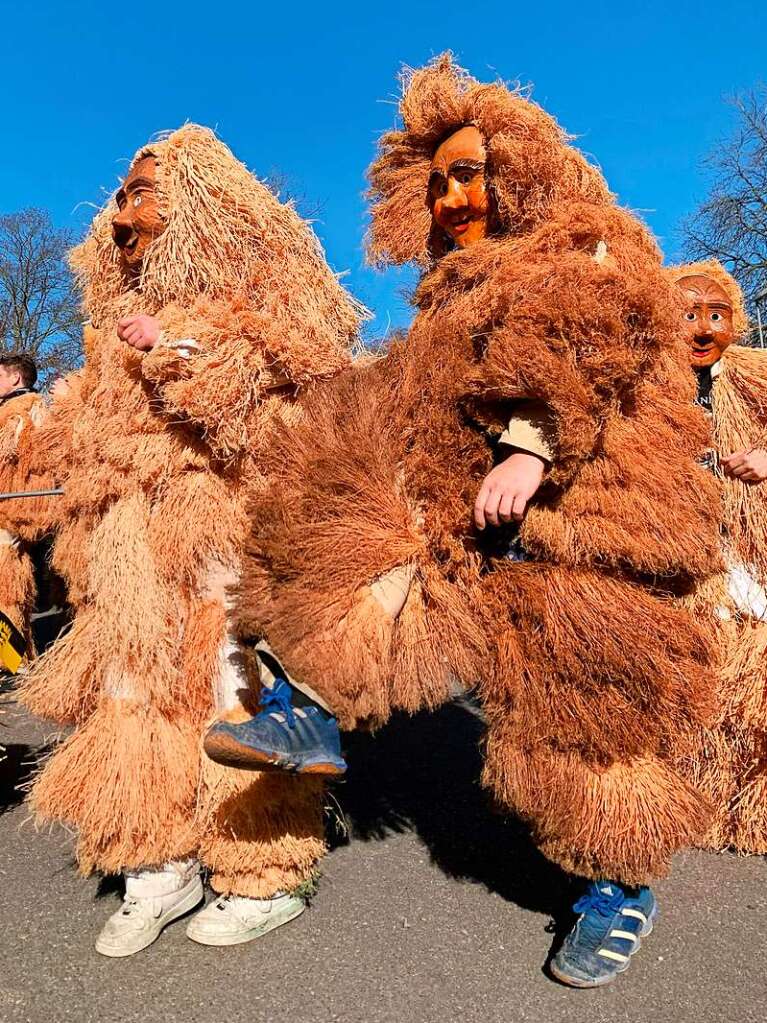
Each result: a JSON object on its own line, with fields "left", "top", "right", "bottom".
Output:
{"left": 479, "top": 245, "right": 666, "bottom": 488}
{"left": 8, "top": 373, "right": 84, "bottom": 539}
{"left": 498, "top": 400, "right": 556, "bottom": 463}
{"left": 141, "top": 297, "right": 351, "bottom": 460}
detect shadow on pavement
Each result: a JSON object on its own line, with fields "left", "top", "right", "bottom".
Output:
{"left": 0, "top": 741, "right": 52, "bottom": 812}
{"left": 330, "top": 698, "right": 578, "bottom": 922}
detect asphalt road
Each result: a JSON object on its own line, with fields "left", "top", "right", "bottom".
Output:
{"left": 1, "top": 689, "right": 766, "bottom": 1023}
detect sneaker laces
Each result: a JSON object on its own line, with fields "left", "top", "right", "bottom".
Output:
{"left": 572, "top": 884, "right": 624, "bottom": 919}
{"left": 119, "top": 895, "right": 160, "bottom": 920}
{"left": 569, "top": 883, "right": 625, "bottom": 951}
{"left": 211, "top": 894, "right": 272, "bottom": 922}
{"left": 260, "top": 679, "right": 296, "bottom": 728}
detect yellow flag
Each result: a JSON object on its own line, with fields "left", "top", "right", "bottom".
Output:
{"left": 0, "top": 610, "right": 26, "bottom": 674}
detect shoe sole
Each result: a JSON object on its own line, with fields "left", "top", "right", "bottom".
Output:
{"left": 186, "top": 899, "right": 305, "bottom": 947}
{"left": 549, "top": 908, "right": 657, "bottom": 989}
{"left": 203, "top": 731, "right": 347, "bottom": 777}
{"left": 95, "top": 879, "right": 205, "bottom": 958}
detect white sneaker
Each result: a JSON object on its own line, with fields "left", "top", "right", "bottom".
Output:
{"left": 95, "top": 860, "right": 204, "bottom": 958}
{"left": 186, "top": 892, "right": 305, "bottom": 946}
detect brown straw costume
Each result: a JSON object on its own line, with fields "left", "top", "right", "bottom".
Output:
{"left": 236, "top": 55, "right": 724, "bottom": 884}
{"left": 0, "top": 389, "right": 44, "bottom": 650}
{"left": 672, "top": 260, "right": 767, "bottom": 855}
{"left": 18, "top": 126, "right": 362, "bottom": 895}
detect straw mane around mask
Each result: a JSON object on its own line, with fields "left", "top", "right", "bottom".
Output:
{"left": 69, "top": 124, "right": 364, "bottom": 346}
{"left": 367, "top": 53, "right": 613, "bottom": 267}
{"left": 672, "top": 259, "right": 750, "bottom": 341}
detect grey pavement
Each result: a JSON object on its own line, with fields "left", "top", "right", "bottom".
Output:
{"left": 1, "top": 691, "right": 766, "bottom": 1023}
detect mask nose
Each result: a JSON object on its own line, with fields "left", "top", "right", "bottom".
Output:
{"left": 112, "top": 218, "right": 134, "bottom": 249}
{"left": 441, "top": 178, "right": 468, "bottom": 211}
{"left": 697, "top": 321, "right": 715, "bottom": 340}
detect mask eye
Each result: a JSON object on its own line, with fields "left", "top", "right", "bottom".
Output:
{"left": 133, "top": 195, "right": 143, "bottom": 208}
{"left": 711, "top": 312, "right": 721, "bottom": 321}
{"left": 685, "top": 312, "right": 696, "bottom": 321}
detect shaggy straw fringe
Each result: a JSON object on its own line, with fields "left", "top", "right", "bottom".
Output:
{"left": 0, "top": 540, "right": 35, "bottom": 638}
{"left": 0, "top": 390, "right": 43, "bottom": 645}
{"left": 30, "top": 699, "right": 201, "bottom": 873}
{"left": 238, "top": 55, "right": 723, "bottom": 884}
{"left": 483, "top": 741, "right": 712, "bottom": 885}
{"left": 668, "top": 261, "right": 767, "bottom": 853}
{"left": 237, "top": 358, "right": 489, "bottom": 729}
{"left": 22, "top": 125, "right": 361, "bottom": 884}
{"left": 199, "top": 758, "right": 326, "bottom": 897}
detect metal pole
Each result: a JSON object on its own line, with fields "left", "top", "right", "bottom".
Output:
{"left": 0, "top": 488, "right": 64, "bottom": 500}
{"left": 755, "top": 285, "right": 767, "bottom": 349}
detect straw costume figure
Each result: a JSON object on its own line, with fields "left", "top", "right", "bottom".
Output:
{"left": 19, "top": 125, "right": 361, "bottom": 956}
{"left": 671, "top": 261, "right": 767, "bottom": 855}
{"left": 209, "top": 56, "right": 724, "bottom": 987}
{"left": 0, "top": 354, "right": 42, "bottom": 665}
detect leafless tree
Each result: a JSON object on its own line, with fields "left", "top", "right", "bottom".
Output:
{"left": 0, "top": 209, "right": 83, "bottom": 386}
{"left": 683, "top": 87, "right": 767, "bottom": 333}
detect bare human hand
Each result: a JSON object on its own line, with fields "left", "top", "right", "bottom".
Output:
{"left": 474, "top": 451, "right": 546, "bottom": 529}
{"left": 116, "top": 314, "right": 161, "bottom": 352}
{"left": 721, "top": 448, "right": 767, "bottom": 483}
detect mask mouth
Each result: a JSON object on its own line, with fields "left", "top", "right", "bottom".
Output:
{"left": 446, "top": 213, "right": 479, "bottom": 234}
{"left": 113, "top": 221, "right": 140, "bottom": 255}
{"left": 691, "top": 339, "right": 715, "bottom": 358}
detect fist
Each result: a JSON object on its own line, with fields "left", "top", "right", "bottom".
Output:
{"left": 721, "top": 448, "right": 767, "bottom": 484}
{"left": 50, "top": 376, "right": 72, "bottom": 400}
{"left": 474, "top": 451, "right": 546, "bottom": 529}
{"left": 117, "top": 314, "right": 161, "bottom": 352}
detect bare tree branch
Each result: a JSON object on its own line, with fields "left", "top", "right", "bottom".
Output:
{"left": 0, "top": 209, "right": 83, "bottom": 385}
{"left": 683, "top": 89, "right": 767, "bottom": 346}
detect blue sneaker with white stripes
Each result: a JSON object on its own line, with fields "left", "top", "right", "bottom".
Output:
{"left": 550, "top": 880, "right": 657, "bottom": 988}
{"left": 203, "top": 678, "right": 347, "bottom": 776}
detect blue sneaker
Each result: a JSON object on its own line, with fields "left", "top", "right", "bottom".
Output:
{"left": 203, "top": 678, "right": 347, "bottom": 776}
{"left": 549, "top": 880, "right": 657, "bottom": 988}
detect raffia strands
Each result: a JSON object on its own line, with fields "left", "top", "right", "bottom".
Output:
{"left": 729, "top": 737, "right": 767, "bottom": 854}
{"left": 0, "top": 391, "right": 43, "bottom": 649}
{"left": 483, "top": 737, "right": 712, "bottom": 886}
{"left": 661, "top": 262, "right": 767, "bottom": 854}
{"left": 20, "top": 125, "right": 362, "bottom": 882}
{"left": 17, "top": 609, "right": 101, "bottom": 725}
{"left": 178, "top": 598, "right": 231, "bottom": 724}
{"left": 30, "top": 699, "right": 201, "bottom": 874}
{"left": 479, "top": 564, "right": 718, "bottom": 762}
{"left": 70, "top": 126, "right": 365, "bottom": 355}
{"left": 712, "top": 346, "right": 767, "bottom": 574}
{"left": 146, "top": 471, "right": 246, "bottom": 589}
{"left": 198, "top": 758, "right": 326, "bottom": 898}
{"left": 672, "top": 267, "right": 767, "bottom": 853}
{"left": 49, "top": 517, "right": 94, "bottom": 607}
{"left": 235, "top": 59, "right": 723, "bottom": 883}
{"left": 0, "top": 391, "right": 39, "bottom": 514}
{"left": 367, "top": 53, "right": 611, "bottom": 267}
{"left": 87, "top": 494, "right": 182, "bottom": 709}
{"left": 237, "top": 358, "right": 489, "bottom": 730}
{"left": 10, "top": 371, "right": 87, "bottom": 542}
{"left": 719, "top": 621, "right": 767, "bottom": 729}
{"left": 0, "top": 540, "right": 35, "bottom": 637}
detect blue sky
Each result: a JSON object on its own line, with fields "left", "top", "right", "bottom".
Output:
{"left": 2, "top": 0, "right": 764, "bottom": 338}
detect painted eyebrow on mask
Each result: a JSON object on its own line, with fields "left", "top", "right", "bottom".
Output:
{"left": 447, "top": 159, "right": 485, "bottom": 174}
{"left": 125, "top": 176, "right": 155, "bottom": 192}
